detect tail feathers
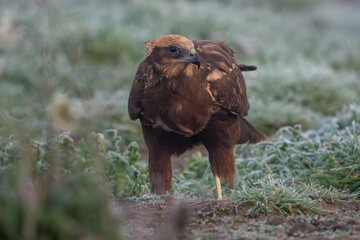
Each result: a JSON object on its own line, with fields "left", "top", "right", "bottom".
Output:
{"left": 238, "top": 64, "right": 257, "bottom": 72}
{"left": 238, "top": 118, "right": 269, "bottom": 144}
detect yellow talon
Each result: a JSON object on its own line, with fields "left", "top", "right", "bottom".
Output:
{"left": 215, "top": 175, "right": 222, "bottom": 199}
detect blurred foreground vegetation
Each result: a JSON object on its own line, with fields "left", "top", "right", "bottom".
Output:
{"left": 0, "top": 0, "right": 359, "bottom": 239}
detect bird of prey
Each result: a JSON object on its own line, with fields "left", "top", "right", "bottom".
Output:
{"left": 128, "top": 35, "right": 268, "bottom": 199}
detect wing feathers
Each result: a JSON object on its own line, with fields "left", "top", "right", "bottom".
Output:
{"left": 128, "top": 61, "right": 146, "bottom": 120}
{"left": 238, "top": 64, "right": 257, "bottom": 72}
{"left": 194, "top": 40, "right": 249, "bottom": 117}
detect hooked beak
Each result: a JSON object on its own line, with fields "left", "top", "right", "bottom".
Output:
{"left": 192, "top": 53, "right": 201, "bottom": 69}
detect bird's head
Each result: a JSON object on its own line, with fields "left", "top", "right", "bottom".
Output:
{"left": 144, "top": 35, "right": 200, "bottom": 78}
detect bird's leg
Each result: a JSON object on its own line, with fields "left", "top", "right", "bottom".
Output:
{"left": 148, "top": 148, "right": 172, "bottom": 195}
{"left": 215, "top": 175, "right": 222, "bottom": 199}
{"left": 205, "top": 146, "right": 235, "bottom": 200}
{"left": 140, "top": 119, "right": 174, "bottom": 195}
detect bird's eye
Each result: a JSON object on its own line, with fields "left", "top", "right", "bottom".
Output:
{"left": 168, "top": 46, "right": 178, "bottom": 53}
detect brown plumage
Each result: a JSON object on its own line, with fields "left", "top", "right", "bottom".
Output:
{"left": 128, "top": 35, "right": 268, "bottom": 199}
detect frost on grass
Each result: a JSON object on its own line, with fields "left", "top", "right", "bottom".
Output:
{"left": 234, "top": 104, "right": 360, "bottom": 193}
{"left": 170, "top": 105, "right": 359, "bottom": 214}
{"left": 2, "top": 105, "right": 357, "bottom": 220}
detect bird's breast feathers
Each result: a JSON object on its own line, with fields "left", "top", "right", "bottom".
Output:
{"left": 143, "top": 95, "right": 213, "bottom": 136}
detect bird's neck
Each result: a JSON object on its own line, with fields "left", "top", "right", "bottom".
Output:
{"left": 154, "top": 62, "right": 195, "bottom": 79}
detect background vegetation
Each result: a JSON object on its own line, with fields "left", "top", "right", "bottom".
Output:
{"left": 0, "top": 0, "right": 359, "bottom": 239}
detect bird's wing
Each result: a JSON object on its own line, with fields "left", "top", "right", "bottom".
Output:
{"left": 194, "top": 40, "right": 249, "bottom": 117}
{"left": 128, "top": 60, "right": 147, "bottom": 120}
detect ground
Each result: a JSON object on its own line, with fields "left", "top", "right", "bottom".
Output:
{"left": 122, "top": 197, "right": 360, "bottom": 239}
